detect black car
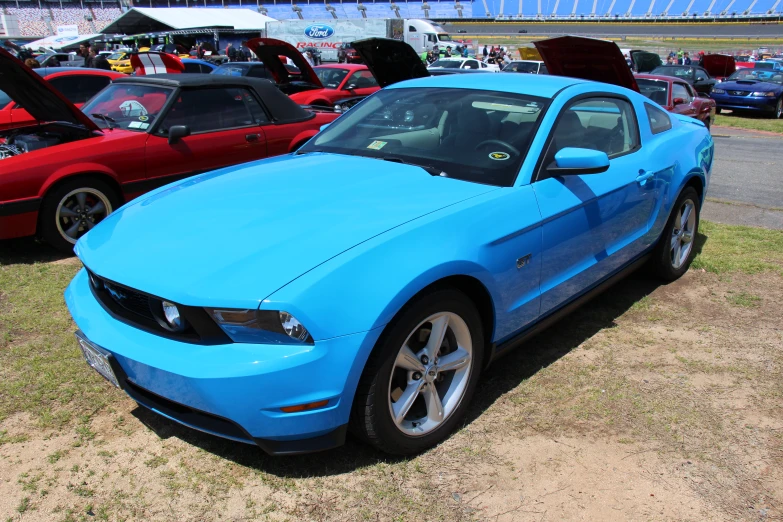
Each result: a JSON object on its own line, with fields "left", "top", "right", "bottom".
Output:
{"left": 518, "top": 29, "right": 528, "bottom": 33}
{"left": 649, "top": 64, "right": 717, "bottom": 95}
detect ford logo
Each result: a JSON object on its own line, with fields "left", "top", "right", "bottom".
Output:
{"left": 304, "top": 24, "right": 334, "bottom": 39}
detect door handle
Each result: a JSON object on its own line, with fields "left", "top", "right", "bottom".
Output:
{"left": 245, "top": 133, "right": 260, "bottom": 142}
{"left": 636, "top": 171, "right": 654, "bottom": 186}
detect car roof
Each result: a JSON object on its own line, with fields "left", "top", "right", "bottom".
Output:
{"left": 113, "top": 73, "right": 312, "bottom": 122}
{"left": 387, "top": 73, "right": 586, "bottom": 99}
{"left": 181, "top": 58, "right": 215, "bottom": 66}
{"left": 508, "top": 60, "right": 543, "bottom": 64}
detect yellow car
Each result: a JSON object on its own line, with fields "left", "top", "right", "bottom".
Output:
{"left": 107, "top": 51, "right": 132, "bottom": 74}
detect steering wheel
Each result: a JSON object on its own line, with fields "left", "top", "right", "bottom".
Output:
{"left": 474, "top": 139, "right": 521, "bottom": 156}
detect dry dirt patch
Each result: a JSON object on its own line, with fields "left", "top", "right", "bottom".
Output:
{"left": 1, "top": 233, "right": 782, "bottom": 521}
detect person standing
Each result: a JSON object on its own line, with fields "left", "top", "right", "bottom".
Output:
{"left": 683, "top": 52, "right": 691, "bottom": 65}
{"left": 482, "top": 44, "right": 488, "bottom": 59}
{"left": 79, "top": 41, "right": 93, "bottom": 67}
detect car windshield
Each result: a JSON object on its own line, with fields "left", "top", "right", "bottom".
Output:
{"left": 81, "top": 84, "right": 173, "bottom": 131}
{"left": 212, "top": 65, "right": 247, "bottom": 76}
{"left": 636, "top": 79, "right": 669, "bottom": 105}
{"left": 299, "top": 87, "right": 550, "bottom": 187}
{"left": 0, "top": 88, "right": 10, "bottom": 107}
{"left": 754, "top": 62, "right": 776, "bottom": 70}
{"left": 726, "top": 68, "right": 783, "bottom": 83}
{"left": 438, "top": 33, "right": 452, "bottom": 42}
{"left": 652, "top": 66, "right": 694, "bottom": 79}
{"left": 109, "top": 52, "right": 126, "bottom": 60}
{"left": 430, "top": 59, "right": 463, "bottom": 68}
{"left": 315, "top": 67, "right": 349, "bottom": 89}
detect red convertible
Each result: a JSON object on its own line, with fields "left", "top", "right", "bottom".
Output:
{"left": 635, "top": 74, "right": 716, "bottom": 130}
{"left": 0, "top": 48, "right": 338, "bottom": 253}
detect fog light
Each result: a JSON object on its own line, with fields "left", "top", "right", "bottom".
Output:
{"left": 161, "top": 301, "right": 181, "bottom": 329}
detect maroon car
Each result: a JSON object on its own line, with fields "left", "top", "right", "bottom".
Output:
{"left": 635, "top": 74, "right": 716, "bottom": 130}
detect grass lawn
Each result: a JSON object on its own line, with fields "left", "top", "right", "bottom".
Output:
{"left": 1, "top": 221, "right": 782, "bottom": 521}
{"left": 715, "top": 112, "right": 783, "bottom": 134}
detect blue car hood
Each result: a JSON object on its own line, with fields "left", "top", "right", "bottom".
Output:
{"left": 719, "top": 80, "right": 782, "bottom": 92}
{"left": 77, "top": 153, "right": 495, "bottom": 307}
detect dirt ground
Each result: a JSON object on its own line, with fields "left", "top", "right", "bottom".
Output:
{"left": 1, "top": 258, "right": 781, "bottom": 521}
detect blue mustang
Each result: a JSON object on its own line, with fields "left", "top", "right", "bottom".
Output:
{"left": 65, "top": 37, "right": 713, "bottom": 455}
{"left": 711, "top": 67, "right": 783, "bottom": 118}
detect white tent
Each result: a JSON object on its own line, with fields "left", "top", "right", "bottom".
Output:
{"left": 101, "top": 8, "right": 276, "bottom": 35}
{"left": 23, "top": 33, "right": 103, "bottom": 50}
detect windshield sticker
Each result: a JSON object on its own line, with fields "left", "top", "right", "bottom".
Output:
{"left": 139, "top": 115, "right": 149, "bottom": 122}
{"left": 489, "top": 152, "right": 510, "bottom": 161}
{"left": 128, "top": 121, "right": 143, "bottom": 129}
{"left": 367, "top": 140, "right": 387, "bottom": 150}
{"left": 139, "top": 122, "right": 150, "bottom": 130}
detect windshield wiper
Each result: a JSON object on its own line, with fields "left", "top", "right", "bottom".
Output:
{"left": 382, "top": 156, "right": 446, "bottom": 177}
{"left": 91, "top": 113, "right": 115, "bottom": 130}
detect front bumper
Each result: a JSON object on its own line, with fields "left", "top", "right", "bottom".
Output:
{"left": 65, "top": 268, "right": 382, "bottom": 454}
{"left": 711, "top": 94, "right": 778, "bottom": 113}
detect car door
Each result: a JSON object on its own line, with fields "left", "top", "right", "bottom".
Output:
{"left": 671, "top": 81, "right": 697, "bottom": 117}
{"left": 531, "top": 95, "right": 661, "bottom": 315}
{"left": 692, "top": 67, "right": 714, "bottom": 94}
{"left": 144, "top": 86, "right": 269, "bottom": 185}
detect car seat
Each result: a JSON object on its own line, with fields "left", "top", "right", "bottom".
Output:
{"left": 441, "top": 103, "right": 491, "bottom": 151}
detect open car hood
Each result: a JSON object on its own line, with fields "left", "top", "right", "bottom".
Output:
{"left": 351, "top": 38, "right": 430, "bottom": 88}
{"left": 246, "top": 38, "right": 321, "bottom": 87}
{"left": 0, "top": 47, "right": 100, "bottom": 131}
{"left": 702, "top": 54, "right": 736, "bottom": 78}
{"left": 535, "top": 36, "right": 639, "bottom": 92}
{"left": 130, "top": 52, "right": 185, "bottom": 75}
{"left": 630, "top": 50, "right": 662, "bottom": 73}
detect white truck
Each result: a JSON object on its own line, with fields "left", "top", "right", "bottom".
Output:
{"left": 264, "top": 19, "right": 453, "bottom": 62}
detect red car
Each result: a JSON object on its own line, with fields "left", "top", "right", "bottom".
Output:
{"left": 0, "top": 67, "right": 124, "bottom": 131}
{"left": 635, "top": 74, "right": 716, "bottom": 130}
{"left": 246, "top": 38, "right": 380, "bottom": 107}
{"left": 0, "top": 48, "right": 338, "bottom": 253}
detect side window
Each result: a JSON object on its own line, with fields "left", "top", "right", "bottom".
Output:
{"left": 408, "top": 25, "right": 417, "bottom": 31}
{"left": 246, "top": 66, "right": 271, "bottom": 79}
{"left": 158, "top": 87, "right": 262, "bottom": 134}
{"left": 539, "top": 64, "right": 548, "bottom": 74}
{"left": 672, "top": 82, "right": 691, "bottom": 102}
{"left": 684, "top": 83, "right": 696, "bottom": 99}
{"left": 48, "top": 76, "right": 112, "bottom": 104}
{"left": 480, "top": 62, "right": 487, "bottom": 68}
{"left": 645, "top": 103, "right": 672, "bottom": 134}
{"left": 547, "top": 97, "right": 639, "bottom": 161}
{"left": 465, "top": 60, "right": 479, "bottom": 69}
{"left": 345, "top": 70, "right": 378, "bottom": 89}
{"left": 183, "top": 62, "right": 202, "bottom": 74}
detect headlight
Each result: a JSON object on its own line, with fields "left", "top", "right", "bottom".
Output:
{"left": 751, "top": 91, "right": 777, "bottom": 97}
{"left": 161, "top": 301, "right": 182, "bottom": 329}
{"left": 712, "top": 88, "right": 726, "bottom": 94}
{"left": 205, "top": 308, "right": 313, "bottom": 344}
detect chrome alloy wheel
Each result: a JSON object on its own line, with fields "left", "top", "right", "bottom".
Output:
{"left": 671, "top": 199, "right": 696, "bottom": 270}
{"left": 388, "top": 312, "right": 473, "bottom": 436}
{"left": 55, "top": 188, "right": 112, "bottom": 245}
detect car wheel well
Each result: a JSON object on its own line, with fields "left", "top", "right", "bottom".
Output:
{"left": 38, "top": 173, "right": 123, "bottom": 230}
{"left": 392, "top": 275, "right": 495, "bottom": 366}
{"left": 684, "top": 175, "right": 704, "bottom": 204}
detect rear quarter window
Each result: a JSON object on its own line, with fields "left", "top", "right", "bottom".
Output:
{"left": 645, "top": 103, "right": 672, "bottom": 134}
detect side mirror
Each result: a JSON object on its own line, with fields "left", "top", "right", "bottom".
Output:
{"left": 167, "top": 125, "right": 190, "bottom": 145}
{"left": 319, "top": 123, "right": 330, "bottom": 132}
{"left": 672, "top": 97, "right": 685, "bottom": 106}
{"left": 549, "top": 147, "right": 610, "bottom": 175}
{"left": 346, "top": 84, "right": 357, "bottom": 91}
{"left": 696, "top": 76, "right": 705, "bottom": 81}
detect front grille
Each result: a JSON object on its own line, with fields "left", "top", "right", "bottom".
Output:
{"left": 729, "top": 90, "right": 749, "bottom": 96}
{"left": 102, "top": 280, "right": 155, "bottom": 321}
{"left": 87, "top": 270, "right": 231, "bottom": 345}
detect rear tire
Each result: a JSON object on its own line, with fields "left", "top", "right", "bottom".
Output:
{"left": 649, "top": 187, "right": 700, "bottom": 282}
{"left": 350, "top": 289, "right": 484, "bottom": 455}
{"left": 715, "top": 107, "right": 722, "bottom": 114}
{"left": 39, "top": 177, "right": 121, "bottom": 254}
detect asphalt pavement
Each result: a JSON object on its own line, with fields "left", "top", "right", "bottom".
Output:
{"left": 703, "top": 126, "right": 783, "bottom": 229}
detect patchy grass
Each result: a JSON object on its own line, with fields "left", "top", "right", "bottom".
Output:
{"left": 0, "top": 224, "right": 782, "bottom": 521}
{"left": 715, "top": 113, "right": 783, "bottom": 134}
{"left": 692, "top": 220, "right": 783, "bottom": 275}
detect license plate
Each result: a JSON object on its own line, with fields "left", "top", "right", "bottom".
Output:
{"left": 76, "top": 333, "right": 120, "bottom": 388}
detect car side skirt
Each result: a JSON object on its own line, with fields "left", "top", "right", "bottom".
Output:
{"left": 0, "top": 197, "right": 41, "bottom": 217}
{"left": 488, "top": 252, "right": 652, "bottom": 365}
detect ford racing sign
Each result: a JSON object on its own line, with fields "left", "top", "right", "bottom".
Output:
{"left": 304, "top": 24, "right": 334, "bottom": 39}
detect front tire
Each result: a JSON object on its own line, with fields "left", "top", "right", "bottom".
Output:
{"left": 649, "top": 187, "right": 700, "bottom": 282}
{"left": 774, "top": 98, "right": 783, "bottom": 119}
{"left": 39, "top": 177, "right": 120, "bottom": 254}
{"left": 350, "top": 289, "right": 484, "bottom": 455}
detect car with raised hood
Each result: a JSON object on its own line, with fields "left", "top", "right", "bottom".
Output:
{"left": 65, "top": 35, "right": 713, "bottom": 456}
{"left": 648, "top": 64, "right": 717, "bottom": 95}
{"left": 636, "top": 74, "right": 716, "bottom": 130}
{"left": 0, "top": 67, "right": 124, "bottom": 131}
{"left": 0, "top": 49, "right": 338, "bottom": 252}
{"left": 701, "top": 54, "right": 736, "bottom": 81}
{"left": 710, "top": 67, "right": 783, "bottom": 118}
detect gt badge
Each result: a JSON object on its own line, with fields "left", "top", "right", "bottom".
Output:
{"left": 489, "top": 152, "right": 510, "bottom": 161}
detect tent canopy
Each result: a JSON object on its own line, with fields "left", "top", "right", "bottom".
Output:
{"left": 23, "top": 33, "right": 103, "bottom": 50}
{"left": 101, "top": 8, "right": 276, "bottom": 35}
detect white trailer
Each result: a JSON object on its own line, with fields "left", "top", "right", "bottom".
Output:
{"left": 264, "top": 19, "right": 453, "bottom": 62}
